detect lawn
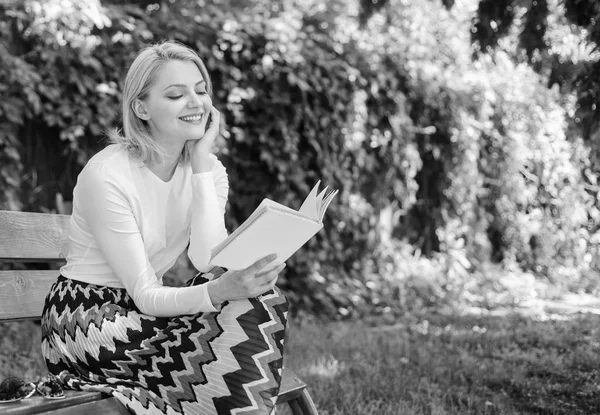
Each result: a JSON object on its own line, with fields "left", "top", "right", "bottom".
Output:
{"left": 1, "top": 304, "right": 599, "bottom": 414}
{"left": 281, "top": 308, "right": 600, "bottom": 415}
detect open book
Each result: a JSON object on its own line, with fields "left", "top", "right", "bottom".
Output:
{"left": 209, "top": 181, "right": 338, "bottom": 270}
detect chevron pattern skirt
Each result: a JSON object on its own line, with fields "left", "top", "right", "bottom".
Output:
{"left": 40, "top": 269, "right": 288, "bottom": 415}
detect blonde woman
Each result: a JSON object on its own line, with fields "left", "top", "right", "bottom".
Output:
{"left": 41, "top": 40, "right": 288, "bottom": 415}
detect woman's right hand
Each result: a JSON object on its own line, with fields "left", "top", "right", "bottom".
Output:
{"left": 206, "top": 254, "right": 285, "bottom": 305}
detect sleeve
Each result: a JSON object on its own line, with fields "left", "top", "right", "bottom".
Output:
{"left": 187, "top": 154, "right": 229, "bottom": 271}
{"left": 77, "top": 162, "right": 219, "bottom": 317}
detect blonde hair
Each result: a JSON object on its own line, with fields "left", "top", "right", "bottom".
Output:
{"left": 108, "top": 40, "right": 213, "bottom": 166}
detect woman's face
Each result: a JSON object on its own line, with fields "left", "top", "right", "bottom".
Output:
{"left": 136, "top": 60, "right": 212, "bottom": 147}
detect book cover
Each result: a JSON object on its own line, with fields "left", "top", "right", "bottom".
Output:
{"left": 209, "top": 181, "right": 338, "bottom": 270}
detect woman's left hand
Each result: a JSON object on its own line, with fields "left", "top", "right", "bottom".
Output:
{"left": 189, "top": 107, "right": 220, "bottom": 173}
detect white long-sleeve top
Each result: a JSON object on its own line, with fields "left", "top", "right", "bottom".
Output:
{"left": 60, "top": 144, "right": 229, "bottom": 317}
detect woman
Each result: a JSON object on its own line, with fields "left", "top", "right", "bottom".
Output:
{"left": 41, "top": 40, "right": 288, "bottom": 415}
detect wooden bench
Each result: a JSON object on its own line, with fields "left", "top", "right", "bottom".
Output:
{"left": 0, "top": 210, "right": 318, "bottom": 415}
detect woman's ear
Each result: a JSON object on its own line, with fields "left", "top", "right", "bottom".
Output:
{"left": 132, "top": 99, "right": 151, "bottom": 120}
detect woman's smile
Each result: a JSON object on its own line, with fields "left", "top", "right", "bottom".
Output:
{"left": 179, "top": 113, "right": 204, "bottom": 123}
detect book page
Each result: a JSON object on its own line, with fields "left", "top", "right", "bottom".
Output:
{"left": 319, "top": 188, "right": 338, "bottom": 222}
{"left": 297, "top": 181, "right": 321, "bottom": 220}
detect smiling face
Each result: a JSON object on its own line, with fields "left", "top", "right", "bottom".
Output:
{"left": 133, "top": 60, "right": 212, "bottom": 150}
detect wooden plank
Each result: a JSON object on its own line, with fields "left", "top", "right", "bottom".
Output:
{"left": 43, "top": 397, "right": 130, "bottom": 415}
{"left": 292, "top": 389, "right": 319, "bottom": 415}
{"left": 276, "top": 367, "right": 307, "bottom": 403}
{"left": 0, "top": 390, "right": 103, "bottom": 415}
{"left": 0, "top": 371, "right": 306, "bottom": 413}
{"left": 288, "top": 399, "right": 305, "bottom": 415}
{"left": 0, "top": 211, "right": 70, "bottom": 261}
{"left": 0, "top": 364, "right": 306, "bottom": 413}
{"left": 0, "top": 270, "right": 58, "bottom": 321}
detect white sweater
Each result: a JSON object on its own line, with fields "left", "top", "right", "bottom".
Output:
{"left": 60, "top": 144, "right": 229, "bottom": 317}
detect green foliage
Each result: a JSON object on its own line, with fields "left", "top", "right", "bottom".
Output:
{"left": 471, "top": 0, "right": 600, "bottom": 144}
{"left": 1, "top": 0, "right": 599, "bottom": 318}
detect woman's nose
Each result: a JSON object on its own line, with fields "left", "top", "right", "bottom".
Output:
{"left": 187, "top": 93, "right": 204, "bottom": 109}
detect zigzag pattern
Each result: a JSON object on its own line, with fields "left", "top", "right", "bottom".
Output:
{"left": 238, "top": 291, "right": 287, "bottom": 413}
{"left": 214, "top": 290, "right": 288, "bottom": 415}
{"left": 41, "top": 274, "right": 288, "bottom": 415}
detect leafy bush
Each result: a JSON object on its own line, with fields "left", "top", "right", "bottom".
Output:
{"left": 1, "top": 0, "right": 599, "bottom": 318}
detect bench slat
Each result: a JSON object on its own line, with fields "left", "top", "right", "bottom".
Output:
{"left": 42, "top": 397, "right": 129, "bottom": 415}
{"left": 0, "top": 390, "right": 103, "bottom": 415}
{"left": 0, "top": 211, "right": 70, "bottom": 261}
{"left": 0, "top": 369, "right": 304, "bottom": 414}
{"left": 0, "top": 271, "right": 57, "bottom": 321}
{"left": 277, "top": 367, "right": 307, "bottom": 403}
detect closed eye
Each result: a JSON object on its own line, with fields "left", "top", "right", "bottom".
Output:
{"left": 167, "top": 91, "right": 205, "bottom": 99}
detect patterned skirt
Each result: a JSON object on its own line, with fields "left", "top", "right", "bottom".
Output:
{"left": 40, "top": 268, "right": 288, "bottom": 415}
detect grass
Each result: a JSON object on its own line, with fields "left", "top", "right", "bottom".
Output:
{"left": 279, "top": 310, "right": 600, "bottom": 415}
{"left": 2, "top": 308, "right": 600, "bottom": 414}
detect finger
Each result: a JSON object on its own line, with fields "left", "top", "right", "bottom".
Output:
{"left": 246, "top": 254, "right": 278, "bottom": 273}
{"left": 255, "top": 261, "right": 283, "bottom": 276}
{"left": 206, "top": 122, "right": 218, "bottom": 134}
{"left": 254, "top": 266, "right": 283, "bottom": 286}
{"left": 255, "top": 262, "right": 285, "bottom": 277}
{"left": 204, "top": 108, "right": 220, "bottom": 132}
{"left": 208, "top": 107, "right": 220, "bottom": 126}
{"left": 260, "top": 276, "right": 279, "bottom": 295}
{"left": 254, "top": 272, "right": 275, "bottom": 287}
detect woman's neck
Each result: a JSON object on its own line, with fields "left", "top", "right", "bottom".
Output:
{"left": 147, "top": 140, "right": 184, "bottom": 182}
{"left": 148, "top": 158, "right": 179, "bottom": 182}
